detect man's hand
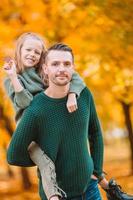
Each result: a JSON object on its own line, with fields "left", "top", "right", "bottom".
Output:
{"left": 91, "top": 174, "right": 98, "bottom": 180}
{"left": 67, "top": 93, "right": 78, "bottom": 113}
{"left": 98, "top": 178, "right": 109, "bottom": 189}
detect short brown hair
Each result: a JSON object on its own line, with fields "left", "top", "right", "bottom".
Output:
{"left": 44, "top": 43, "right": 74, "bottom": 63}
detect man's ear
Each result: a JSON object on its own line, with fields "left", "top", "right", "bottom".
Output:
{"left": 71, "top": 64, "right": 75, "bottom": 73}
{"left": 73, "top": 64, "right": 75, "bottom": 70}
{"left": 42, "top": 64, "right": 48, "bottom": 75}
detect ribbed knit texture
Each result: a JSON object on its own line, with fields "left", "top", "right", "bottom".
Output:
{"left": 4, "top": 68, "right": 85, "bottom": 122}
{"left": 4, "top": 68, "right": 45, "bottom": 121}
{"left": 7, "top": 87, "right": 103, "bottom": 199}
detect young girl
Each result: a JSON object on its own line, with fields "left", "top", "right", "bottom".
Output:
{"left": 3, "top": 32, "right": 86, "bottom": 200}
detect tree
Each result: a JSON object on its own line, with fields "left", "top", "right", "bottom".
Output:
{"left": 0, "top": 0, "right": 132, "bottom": 172}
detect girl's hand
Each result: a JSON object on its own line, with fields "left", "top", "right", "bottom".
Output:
{"left": 3, "top": 57, "right": 17, "bottom": 78}
{"left": 67, "top": 93, "right": 78, "bottom": 113}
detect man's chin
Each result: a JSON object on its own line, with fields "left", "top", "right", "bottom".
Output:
{"left": 54, "top": 79, "right": 70, "bottom": 86}
{"left": 54, "top": 78, "right": 70, "bottom": 86}
{"left": 55, "top": 82, "right": 69, "bottom": 86}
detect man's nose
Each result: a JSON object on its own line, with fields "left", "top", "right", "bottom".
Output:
{"left": 58, "top": 64, "right": 65, "bottom": 71}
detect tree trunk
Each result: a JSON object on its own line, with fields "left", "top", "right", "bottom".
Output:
{"left": 121, "top": 101, "right": 133, "bottom": 174}
{"left": 7, "top": 165, "right": 14, "bottom": 177}
{"left": 0, "top": 105, "right": 14, "bottom": 136}
{"left": 20, "top": 168, "right": 32, "bottom": 189}
{"left": 0, "top": 105, "right": 32, "bottom": 188}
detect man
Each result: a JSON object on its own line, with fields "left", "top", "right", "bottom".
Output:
{"left": 7, "top": 43, "right": 103, "bottom": 200}
{"left": 7, "top": 43, "right": 133, "bottom": 200}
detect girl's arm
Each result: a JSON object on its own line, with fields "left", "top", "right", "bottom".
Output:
{"left": 70, "top": 72, "right": 86, "bottom": 97}
{"left": 66, "top": 72, "right": 86, "bottom": 113}
{"left": 4, "top": 59, "right": 33, "bottom": 110}
{"left": 4, "top": 78, "right": 33, "bottom": 110}
{"left": 8, "top": 73, "right": 23, "bottom": 92}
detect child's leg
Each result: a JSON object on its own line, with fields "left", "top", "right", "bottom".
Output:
{"left": 28, "top": 141, "right": 67, "bottom": 200}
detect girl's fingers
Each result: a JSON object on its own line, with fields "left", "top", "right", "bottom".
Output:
{"left": 4, "top": 57, "right": 16, "bottom": 68}
{"left": 3, "top": 60, "right": 16, "bottom": 72}
{"left": 67, "top": 104, "right": 78, "bottom": 113}
{"left": 75, "top": 103, "right": 78, "bottom": 110}
{"left": 4, "top": 56, "right": 12, "bottom": 63}
{"left": 3, "top": 63, "right": 11, "bottom": 70}
{"left": 68, "top": 108, "right": 72, "bottom": 113}
{"left": 8, "top": 60, "right": 15, "bottom": 70}
{"left": 67, "top": 105, "right": 72, "bottom": 113}
{"left": 10, "top": 60, "right": 16, "bottom": 68}
{"left": 72, "top": 103, "right": 78, "bottom": 110}
{"left": 73, "top": 105, "right": 78, "bottom": 111}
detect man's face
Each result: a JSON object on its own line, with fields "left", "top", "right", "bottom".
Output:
{"left": 44, "top": 50, "right": 74, "bottom": 86}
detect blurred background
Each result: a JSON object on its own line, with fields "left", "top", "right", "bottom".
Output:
{"left": 0, "top": 0, "right": 133, "bottom": 199}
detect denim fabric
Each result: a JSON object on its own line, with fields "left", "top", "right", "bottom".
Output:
{"left": 85, "top": 179, "right": 102, "bottom": 200}
{"left": 67, "top": 179, "right": 102, "bottom": 200}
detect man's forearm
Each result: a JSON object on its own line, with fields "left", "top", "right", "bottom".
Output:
{"left": 7, "top": 110, "right": 37, "bottom": 167}
{"left": 90, "top": 133, "right": 104, "bottom": 177}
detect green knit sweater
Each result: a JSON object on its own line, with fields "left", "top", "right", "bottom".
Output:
{"left": 7, "top": 87, "right": 104, "bottom": 199}
{"left": 4, "top": 68, "right": 85, "bottom": 121}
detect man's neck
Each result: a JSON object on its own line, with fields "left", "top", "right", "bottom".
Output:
{"left": 44, "top": 84, "right": 70, "bottom": 99}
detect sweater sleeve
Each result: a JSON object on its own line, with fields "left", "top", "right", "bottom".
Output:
{"left": 7, "top": 109, "right": 38, "bottom": 167}
{"left": 88, "top": 93, "right": 104, "bottom": 177}
{"left": 4, "top": 78, "right": 33, "bottom": 111}
{"left": 69, "top": 72, "right": 86, "bottom": 97}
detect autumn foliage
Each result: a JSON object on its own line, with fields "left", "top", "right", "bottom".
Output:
{"left": 0, "top": 0, "right": 133, "bottom": 198}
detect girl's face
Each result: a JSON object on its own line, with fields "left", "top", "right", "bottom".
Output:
{"left": 20, "top": 38, "right": 43, "bottom": 68}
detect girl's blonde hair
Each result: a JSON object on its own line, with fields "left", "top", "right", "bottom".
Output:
{"left": 15, "top": 32, "right": 47, "bottom": 74}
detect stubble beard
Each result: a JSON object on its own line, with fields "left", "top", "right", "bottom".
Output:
{"left": 52, "top": 77, "right": 70, "bottom": 86}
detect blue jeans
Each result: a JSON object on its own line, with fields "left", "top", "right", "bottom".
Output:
{"left": 67, "top": 179, "right": 102, "bottom": 200}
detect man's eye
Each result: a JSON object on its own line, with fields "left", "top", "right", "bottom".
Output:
{"left": 26, "top": 49, "right": 31, "bottom": 51}
{"left": 35, "top": 51, "right": 41, "bottom": 55}
{"left": 64, "top": 62, "right": 70, "bottom": 67}
{"left": 52, "top": 62, "right": 59, "bottom": 66}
